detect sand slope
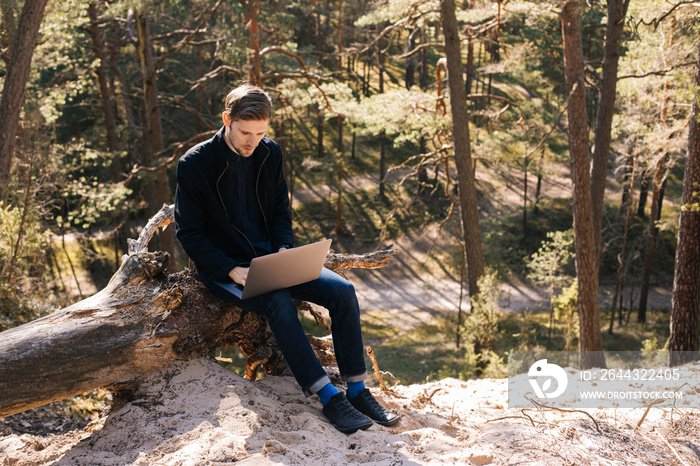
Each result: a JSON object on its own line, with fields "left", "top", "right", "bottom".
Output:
{"left": 2, "top": 358, "right": 699, "bottom": 465}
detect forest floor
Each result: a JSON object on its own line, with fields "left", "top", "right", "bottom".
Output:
{"left": 2, "top": 358, "right": 699, "bottom": 465}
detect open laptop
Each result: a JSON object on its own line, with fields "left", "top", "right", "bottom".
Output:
{"left": 216, "top": 239, "right": 332, "bottom": 299}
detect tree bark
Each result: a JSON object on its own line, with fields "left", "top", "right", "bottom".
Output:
{"left": 243, "top": 0, "right": 261, "bottom": 86}
{"left": 0, "top": 0, "right": 49, "bottom": 197}
{"left": 669, "top": 41, "right": 700, "bottom": 366}
{"left": 637, "top": 170, "right": 650, "bottom": 218}
{"left": 590, "top": 0, "right": 630, "bottom": 267}
{"left": 136, "top": 10, "right": 175, "bottom": 265}
{"left": 561, "top": 1, "right": 605, "bottom": 369}
{"left": 0, "top": 205, "right": 398, "bottom": 419}
{"left": 609, "top": 154, "right": 636, "bottom": 334}
{"left": 0, "top": 0, "right": 18, "bottom": 67}
{"left": 379, "top": 41, "right": 386, "bottom": 200}
{"left": 439, "top": 0, "right": 485, "bottom": 297}
{"left": 638, "top": 153, "right": 669, "bottom": 323}
{"left": 88, "top": 3, "right": 119, "bottom": 178}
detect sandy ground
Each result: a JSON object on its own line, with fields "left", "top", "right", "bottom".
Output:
{"left": 2, "top": 358, "right": 699, "bottom": 466}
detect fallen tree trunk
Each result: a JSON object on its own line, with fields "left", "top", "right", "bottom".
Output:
{"left": 0, "top": 204, "right": 397, "bottom": 419}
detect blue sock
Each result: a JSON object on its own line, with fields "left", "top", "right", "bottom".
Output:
{"left": 317, "top": 383, "right": 339, "bottom": 406}
{"left": 347, "top": 380, "right": 366, "bottom": 399}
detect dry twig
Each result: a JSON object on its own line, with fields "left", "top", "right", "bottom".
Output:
{"left": 367, "top": 346, "right": 388, "bottom": 391}
{"left": 525, "top": 397, "right": 602, "bottom": 434}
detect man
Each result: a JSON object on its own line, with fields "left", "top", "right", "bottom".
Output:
{"left": 174, "top": 83, "right": 399, "bottom": 434}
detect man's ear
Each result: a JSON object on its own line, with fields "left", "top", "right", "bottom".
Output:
{"left": 222, "top": 112, "right": 230, "bottom": 126}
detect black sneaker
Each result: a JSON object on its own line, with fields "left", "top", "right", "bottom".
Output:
{"left": 322, "top": 393, "right": 373, "bottom": 433}
{"left": 347, "top": 389, "right": 400, "bottom": 427}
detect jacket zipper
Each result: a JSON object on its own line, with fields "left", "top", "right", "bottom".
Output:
{"left": 256, "top": 144, "right": 272, "bottom": 240}
{"left": 216, "top": 160, "right": 258, "bottom": 259}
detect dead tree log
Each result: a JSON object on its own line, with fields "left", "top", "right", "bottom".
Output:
{"left": 0, "top": 204, "right": 397, "bottom": 418}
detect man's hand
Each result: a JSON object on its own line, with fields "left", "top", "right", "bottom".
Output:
{"left": 229, "top": 266, "right": 249, "bottom": 286}
{"left": 278, "top": 246, "right": 288, "bottom": 252}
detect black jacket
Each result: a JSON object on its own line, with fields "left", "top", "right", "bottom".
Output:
{"left": 174, "top": 126, "right": 294, "bottom": 284}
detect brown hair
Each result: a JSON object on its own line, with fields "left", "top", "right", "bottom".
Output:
{"left": 224, "top": 84, "right": 272, "bottom": 121}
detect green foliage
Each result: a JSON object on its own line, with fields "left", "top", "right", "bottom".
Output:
{"left": 552, "top": 280, "right": 579, "bottom": 351}
{"left": 526, "top": 229, "right": 574, "bottom": 292}
{"left": 481, "top": 197, "right": 574, "bottom": 275}
{"left": 0, "top": 197, "right": 53, "bottom": 330}
{"left": 292, "top": 176, "right": 452, "bottom": 248}
{"left": 641, "top": 336, "right": 658, "bottom": 352}
{"left": 345, "top": 88, "right": 450, "bottom": 147}
{"left": 458, "top": 269, "right": 509, "bottom": 373}
{"left": 0, "top": 202, "right": 52, "bottom": 283}
{"left": 355, "top": 0, "right": 439, "bottom": 27}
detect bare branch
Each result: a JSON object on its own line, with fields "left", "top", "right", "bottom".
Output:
{"left": 633, "top": 1, "right": 700, "bottom": 31}
{"left": 356, "top": 2, "right": 437, "bottom": 55}
{"left": 466, "top": 93, "right": 524, "bottom": 122}
{"left": 122, "top": 130, "right": 217, "bottom": 185}
{"left": 618, "top": 61, "right": 695, "bottom": 80}
{"left": 399, "top": 41, "right": 442, "bottom": 59}
{"left": 154, "top": 0, "right": 223, "bottom": 72}
{"left": 259, "top": 46, "right": 308, "bottom": 71}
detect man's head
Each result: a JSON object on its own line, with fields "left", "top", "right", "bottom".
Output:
{"left": 222, "top": 84, "right": 272, "bottom": 157}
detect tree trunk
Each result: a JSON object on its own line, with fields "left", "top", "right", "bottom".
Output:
{"left": 243, "top": 0, "right": 261, "bottom": 86}
{"left": 336, "top": 116, "right": 344, "bottom": 233}
{"left": 669, "top": 41, "right": 700, "bottom": 366}
{"left": 136, "top": 10, "right": 175, "bottom": 265}
{"left": 637, "top": 170, "right": 650, "bottom": 218}
{"left": 590, "top": 0, "right": 630, "bottom": 267}
{"left": 379, "top": 42, "right": 386, "bottom": 200}
{"left": 465, "top": 38, "right": 474, "bottom": 96}
{"left": 0, "top": 205, "right": 398, "bottom": 419}
{"left": 439, "top": 0, "right": 485, "bottom": 297}
{"left": 0, "top": 0, "right": 49, "bottom": 197}
{"left": 110, "top": 19, "right": 141, "bottom": 141}
{"left": 0, "top": 0, "right": 18, "bottom": 67}
{"left": 617, "top": 153, "right": 634, "bottom": 222}
{"left": 561, "top": 0, "right": 605, "bottom": 369}
{"left": 405, "top": 28, "right": 418, "bottom": 89}
{"left": 609, "top": 154, "right": 636, "bottom": 334}
{"left": 638, "top": 154, "right": 669, "bottom": 323}
{"left": 88, "top": 2, "right": 119, "bottom": 178}
{"left": 522, "top": 156, "right": 528, "bottom": 234}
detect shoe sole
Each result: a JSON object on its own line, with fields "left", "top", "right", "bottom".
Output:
{"left": 332, "top": 419, "right": 373, "bottom": 434}
{"left": 374, "top": 415, "right": 401, "bottom": 427}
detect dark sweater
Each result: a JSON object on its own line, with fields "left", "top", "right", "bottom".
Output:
{"left": 174, "top": 126, "right": 294, "bottom": 284}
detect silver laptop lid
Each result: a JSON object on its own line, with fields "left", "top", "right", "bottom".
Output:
{"left": 216, "top": 239, "right": 332, "bottom": 300}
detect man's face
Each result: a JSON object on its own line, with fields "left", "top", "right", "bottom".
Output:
{"left": 223, "top": 115, "right": 269, "bottom": 157}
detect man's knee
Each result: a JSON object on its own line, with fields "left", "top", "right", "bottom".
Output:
{"left": 259, "top": 290, "right": 298, "bottom": 323}
{"left": 336, "top": 279, "right": 357, "bottom": 300}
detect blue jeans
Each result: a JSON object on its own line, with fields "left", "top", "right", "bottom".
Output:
{"left": 209, "top": 267, "right": 368, "bottom": 396}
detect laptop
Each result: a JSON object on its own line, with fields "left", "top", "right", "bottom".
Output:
{"left": 216, "top": 239, "right": 332, "bottom": 299}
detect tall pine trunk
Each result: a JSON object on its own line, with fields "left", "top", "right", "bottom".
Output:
{"left": 669, "top": 41, "right": 700, "bottom": 366}
{"left": 88, "top": 3, "right": 119, "bottom": 179}
{"left": 638, "top": 154, "right": 668, "bottom": 322}
{"left": 0, "top": 0, "right": 49, "bottom": 198}
{"left": 561, "top": 0, "right": 605, "bottom": 369}
{"left": 243, "top": 0, "right": 261, "bottom": 86}
{"left": 439, "top": 0, "right": 485, "bottom": 297}
{"left": 136, "top": 10, "right": 175, "bottom": 264}
{"left": 590, "top": 0, "right": 630, "bottom": 266}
